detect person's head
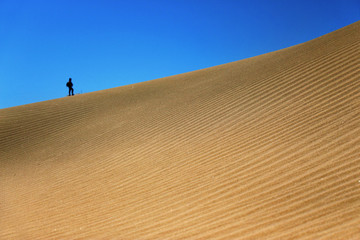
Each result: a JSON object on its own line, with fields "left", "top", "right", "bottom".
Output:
{"left": 69, "top": 78, "right": 72, "bottom": 82}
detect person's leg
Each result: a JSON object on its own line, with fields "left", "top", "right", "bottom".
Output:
{"left": 68, "top": 88, "right": 71, "bottom": 96}
{"left": 71, "top": 88, "right": 74, "bottom": 95}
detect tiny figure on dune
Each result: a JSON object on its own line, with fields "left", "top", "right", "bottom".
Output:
{"left": 66, "top": 78, "right": 74, "bottom": 96}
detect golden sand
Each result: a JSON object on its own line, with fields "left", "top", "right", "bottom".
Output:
{"left": 1, "top": 21, "right": 359, "bottom": 239}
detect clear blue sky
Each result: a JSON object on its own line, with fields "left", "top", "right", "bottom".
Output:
{"left": 0, "top": 0, "right": 359, "bottom": 109}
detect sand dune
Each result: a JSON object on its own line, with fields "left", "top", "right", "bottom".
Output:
{"left": 1, "top": 21, "right": 359, "bottom": 239}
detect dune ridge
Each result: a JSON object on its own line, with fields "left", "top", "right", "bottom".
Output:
{"left": 1, "top": 21, "right": 359, "bottom": 239}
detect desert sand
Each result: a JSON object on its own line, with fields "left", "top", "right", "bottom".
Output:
{"left": 1, "top": 21, "right": 359, "bottom": 239}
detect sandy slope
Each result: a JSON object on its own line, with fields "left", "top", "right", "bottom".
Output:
{"left": 1, "top": 21, "right": 359, "bottom": 239}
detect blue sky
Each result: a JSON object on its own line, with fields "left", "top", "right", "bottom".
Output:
{"left": 0, "top": 0, "right": 359, "bottom": 109}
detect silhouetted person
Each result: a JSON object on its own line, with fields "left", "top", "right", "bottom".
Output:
{"left": 66, "top": 78, "right": 74, "bottom": 96}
